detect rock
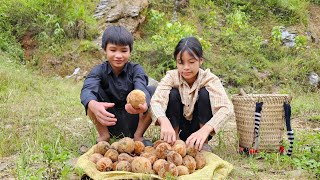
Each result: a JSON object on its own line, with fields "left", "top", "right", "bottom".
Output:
{"left": 65, "top": 67, "right": 87, "bottom": 81}
{"left": 93, "top": 0, "right": 149, "bottom": 48}
{"left": 94, "top": 0, "right": 149, "bottom": 33}
{"left": 309, "top": 72, "right": 319, "bottom": 87}
{"left": 280, "top": 26, "right": 297, "bottom": 47}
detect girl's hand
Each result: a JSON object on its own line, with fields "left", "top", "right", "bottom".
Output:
{"left": 158, "top": 117, "right": 176, "bottom": 145}
{"left": 186, "top": 124, "right": 213, "bottom": 151}
{"left": 88, "top": 100, "right": 117, "bottom": 126}
{"left": 125, "top": 102, "right": 148, "bottom": 114}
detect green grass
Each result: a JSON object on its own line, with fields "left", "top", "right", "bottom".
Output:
{"left": 0, "top": 53, "right": 96, "bottom": 179}
{"left": 1, "top": 52, "right": 319, "bottom": 179}
{"left": 1, "top": 0, "right": 320, "bottom": 179}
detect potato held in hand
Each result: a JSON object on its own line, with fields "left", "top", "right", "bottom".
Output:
{"left": 127, "top": 89, "right": 146, "bottom": 109}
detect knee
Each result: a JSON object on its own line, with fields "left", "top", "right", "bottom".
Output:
{"left": 169, "top": 88, "right": 180, "bottom": 102}
{"left": 198, "top": 88, "right": 210, "bottom": 103}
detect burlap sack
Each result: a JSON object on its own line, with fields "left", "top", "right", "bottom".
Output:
{"left": 76, "top": 144, "right": 233, "bottom": 180}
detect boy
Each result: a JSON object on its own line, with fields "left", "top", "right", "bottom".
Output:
{"left": 80, "top": 26, "right": 154, "bottom": 146}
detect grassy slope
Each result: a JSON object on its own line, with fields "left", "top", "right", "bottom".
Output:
{"left": 0, "top": 53, "right": 95, "bottom": 178}
{"left": 1, "top": 52, "right": 319, "bottom": 179}
{"left": 1, "top": 1, "right": 320, "bottom": 179}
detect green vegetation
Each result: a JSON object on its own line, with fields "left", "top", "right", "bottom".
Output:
{"left": 0, "top": 0, "right": 319, "bottom": 179}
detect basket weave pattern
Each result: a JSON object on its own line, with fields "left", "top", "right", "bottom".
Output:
{"left": 232, "top": 94, "right": 290, "bottom": 151}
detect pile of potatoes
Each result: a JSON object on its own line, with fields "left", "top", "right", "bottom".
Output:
{"left": 88, "top": 137, "right": 206, "bottom": 178}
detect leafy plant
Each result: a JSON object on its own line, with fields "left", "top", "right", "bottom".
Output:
{"left": 41, "top": 142, "right": 71, "bottom": 179}
{"left": 295, "top": 35, "right": 308, "bottom": 49}
{"left": 271, "top": 26, "right": 282, "bottom": 45}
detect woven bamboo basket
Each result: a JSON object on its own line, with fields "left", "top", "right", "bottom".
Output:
{"left": 231, "top": 94, "right": 291, "bottom": 151}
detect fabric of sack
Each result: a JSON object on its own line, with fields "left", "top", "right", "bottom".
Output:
{"left": 76, "top": 144, "right": 233, "bottom": 180}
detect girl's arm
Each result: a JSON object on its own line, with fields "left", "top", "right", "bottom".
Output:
{"left": 205, "top": 76, "right": 234, "bottom": 135}
{"left": 186, "top": 74, "right": 233, "bottom": 150}
{"left": 150, "top": 71, "right": 177, "bottom": 144}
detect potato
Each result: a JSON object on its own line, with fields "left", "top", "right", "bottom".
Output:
{"left": 126, "top": 89, "right": 146, "bottom": 109}
{"left": 112, "top": 161, "right": 118, "bottom": 171}
{"left": 177, "top": 165, "right": 189, "bottom": 176}
{"left": 174, "top": 140, "right": 186, "bottom": 146}
{"left": 167, "top": 151, "right": 183, "bottom": 166}
{"left": 186, "top": 146, "right": 198, "bottom": 157}
{"left": 134, "top": 141, "right": 145, "bottom": 155}
{"left": 158, "top": 162, "right": 178, "bottom": 178}
{"left": 182, "top": 155, "right": 196, "bottom": 173}
{"left": 117, "top": 137, "right": 135, "bottom": 154}
{"left": 195, "top": 152, "right": 206, "bottom": 169}
{"left": 155, "top": 142, "right": 171, "bottom": 159}
{"left": 131, "top": 157, "right": 153, "bottom": 174}
{"left": 153, "top": 159, "right": 167, "bottom": 174}
{"left": 88, "top": 153, "right": 103, "bottom": 164}
{"left": 118, "top": 153, "right": 134, "bottom": 163}
{"left": 104, "top": 149, "right": 119, "bottom": 162}
{"left": 110, "top": 141, "right": 119, "bottom": 150}
{"left": 144, "top": 146, "right": 155, "bottom": 153}
{"left": 94, "top": 141, "right": 111, "bottom": 155}
{"left": 153, "top": 140, "right": 165, "bottom": 148}
{"left": 96, "top": 157, "right": 113, "bottom": 172}
{"left": 140, "top": 152, "right": 158, "bottom": 165}
{"left": 116, "top": 160, "right": 132, "bottom": 172}
{"left": 172, "top": 143, "right": 187, "bottom": 157}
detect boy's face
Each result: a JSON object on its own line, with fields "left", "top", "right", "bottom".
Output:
{"left": 105, "top": 43, "right": 130, "bottom": 73}
{"left": 176, "top": 51, "right": 203, "bottom": 86}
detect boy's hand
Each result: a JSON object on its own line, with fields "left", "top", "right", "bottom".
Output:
{"left": 125, "top": 102, "right": 148, "bottom": 114}
{"left": 88, "top": 100, "right": 117, "bottom": 126}
{"left": 158, "top": 117, "right": 176, "bottom": 145}
{"left": 186, "top": 124, "right": 213, "bottom": 151}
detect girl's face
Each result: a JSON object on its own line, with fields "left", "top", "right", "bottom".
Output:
{"left": 105, "top": 43, "right": 130, "bottom": 75}
{"left": 176, "top": 51, "right": 203, "bottom": 87}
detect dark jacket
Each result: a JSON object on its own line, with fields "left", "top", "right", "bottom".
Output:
{"left": 80, "top": 61, "right": 151, "bottom": 112}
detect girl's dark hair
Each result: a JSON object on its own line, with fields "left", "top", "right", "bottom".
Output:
{"left": 101, "top": 26, "right": 133, "bottom": 51}
{"left": 173, "top": 36, "right": 203, "bottom": 62}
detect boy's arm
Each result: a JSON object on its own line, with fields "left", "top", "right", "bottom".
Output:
{"left": 80, "top": 65, "right": 103, "bottom": 114}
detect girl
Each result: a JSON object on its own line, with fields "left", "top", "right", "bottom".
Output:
{"left": 150, "top": 36, "right": 233, "bottom": 151}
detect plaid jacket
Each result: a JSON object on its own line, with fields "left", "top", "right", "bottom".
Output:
{"left": 150, "top": 68, "right": 234, "bottom": 134}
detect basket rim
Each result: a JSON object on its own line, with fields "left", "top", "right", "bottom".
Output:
{"left": 232, "top": 94, "right": 292, "bottom": 102}
{"left": 232, "top": 94, "right": 290, "bottom": 97}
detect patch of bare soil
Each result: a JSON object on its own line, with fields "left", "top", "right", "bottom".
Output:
{"left": 0, "top": 155, "right": 17, "bottom": 180}
{"left": 20, "top": 31, "right": 37, "bottom": 61}
{"left": 308, "top": 5, "right": 320, "bottom": 43}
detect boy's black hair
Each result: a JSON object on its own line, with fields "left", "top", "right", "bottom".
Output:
{"left": 173, "top": 36, "right": 203, "bottom": 63}
{"left": 101, "top": 26, "right": 133, "bottom": 51}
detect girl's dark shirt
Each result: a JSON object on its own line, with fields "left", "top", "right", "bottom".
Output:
{"left": 80, "top": 61, "right": 150, "bottom": 113}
